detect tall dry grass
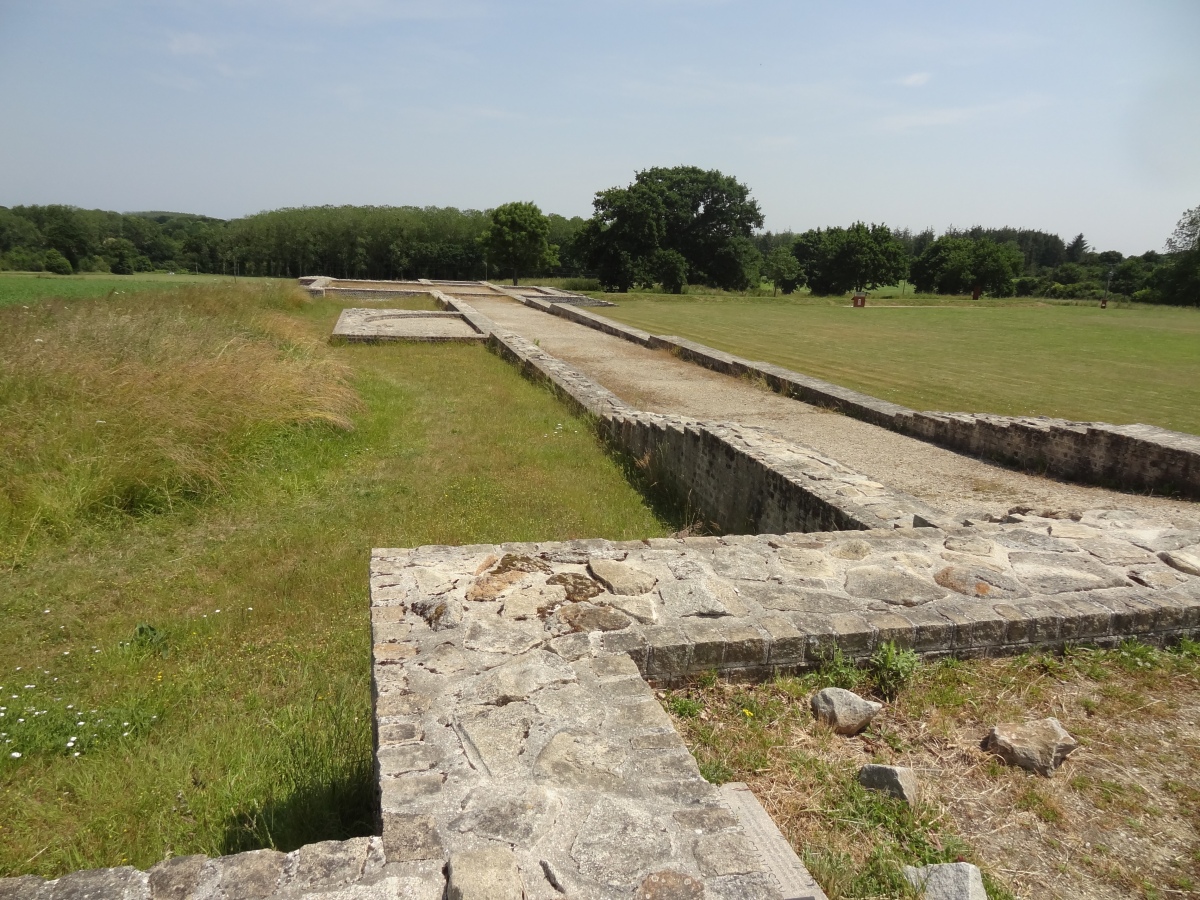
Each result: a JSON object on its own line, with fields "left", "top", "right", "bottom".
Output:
{"left": 0, "top": 283, "right": 360, "bottom": 558}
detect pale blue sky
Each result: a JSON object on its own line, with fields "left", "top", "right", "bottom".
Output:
{"left": 1, "top": 0, "right": 1197, "bottom": 253}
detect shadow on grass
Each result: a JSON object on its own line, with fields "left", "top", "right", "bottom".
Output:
{"left": 605, "top": 436, "right": 713, "bottom": 537}
{"left": 219, "top": 755, "right": 377, "bottom": 855}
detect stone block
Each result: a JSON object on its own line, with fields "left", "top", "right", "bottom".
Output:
{"left": 294, "top": 839, "right": 369, "bottom": 891}
{"left": 50, "top": 868, "right": 146, "bottom": 900}
{"left": 1120, "top": 592, "right": 1164, "bottom": 633}
{"left": 380, "top": 774, "right": 445, "bottom": 811}
{"left": 470, "top": 650, "right": 577, "bottom": 705}
{"left": 1163, "top": 589, "right": 1200, "bottom": 629}
{"left": 757, "top": 614, "right": 807, "bottom": 669}
{"left": 786, "top": 612, "right": 839, "bottom": 662}
{"left": 863, "top": 611, "right": 914, "bottom": 649}
{"left": 599, "top": 629, "right": 649, "bottom": 671}
{"left": 719, "top": 621, "right": 770, "bottom": 668}
{"left": 608, "top": 700, "right": 674, "bottom": 731}
{"left": 446, "top": 847, "right": 523, "bottom": 900}
{"left": 214, "top": 850, "right": 285, "bottom": 899}
{"left": 672, "top": 806, "right": 740, "bottom": 833}
{"left": 1011, "top": 600, "right": 1064, "bottom": 645}
{"left": 826, "top": 613, "right": 874, "bottom": 657}
{"left": 631, "top": 732, "right": 682, "bottom": 750}
{"left": 694, "top": 833, "right": 761, "bottom": 877}
{"left": 903, "top": 862, "right": 987, "bottom": 899}
{"left": 371, "top": 605, "right": 409, "bottom": 624}
{"left": 943, "top": 603, "right": 1007, "bottom": 650}
{"left": 376, "top": 690, "right": 432, "bottom": 718}
{"left": 591, "top": 653, "right": 642, "bottom": 680}
{"left": 857, "top": 764, "right": 918, "bottom": 804}
{"left": 372, "top": 622, "right": 412, "bottom": 644}
{"left": 533, "top": 729, "right": 626, "bottom": 790}
{"left": 991, "top": 603, "right": 1033, "bottom": 645}
{"left": 548, "top": 632, "right": 593, "bottom": 661}
{"left": 378, "top": 743, "right": 439, "bottom": 777}
{"left": 382, "top": 813, "right": 445, "bottom": 862}
{"left": 146, "top": 856, "right": 204, "bottom": 900}
{"left": 901, "top": 606, "right": 954, "bottom": 651}
{"left": 451, "top": 784, "right": 557, "bottom": 845}
{"left": 644, "top": 626, "right": 692, "bottom": 677}
{"left": 1055, "top": 596, "right": 1112, "bottom": 639}
{"left": 0, "top": 877, "right": 49, "bottom": 900}
{"left": 378, "top": 721, "right": 423, "bottom": 746}
{"left": 681, "top": 618, "right": 726, "bottom": 671}
{"left": 571, "top": 800, "right": 674, "bottom": 888}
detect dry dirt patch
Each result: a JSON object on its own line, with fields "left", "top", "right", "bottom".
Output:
{"left": 663, "top": 642, "right": 1200, "bottom": 899}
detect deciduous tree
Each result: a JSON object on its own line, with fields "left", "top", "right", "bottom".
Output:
{"left": 911, "top": 236, "right": 1023, "bottom": 298}
{"left": 478, "top": 202, "right": 559, "bottom": 285}
{"left": 580, "top": 166, "right": 763, "bottom": 291}
{"left": 793, "top": 223, "right": 907, "bottom": 295}
{"left": 763, "top": 245, "right": 801, "bottom": 295}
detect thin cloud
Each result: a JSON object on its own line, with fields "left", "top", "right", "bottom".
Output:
{"left": 898, "top": 72, "right": 931, "bottom": 88}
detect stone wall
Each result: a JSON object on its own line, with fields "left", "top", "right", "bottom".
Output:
{"left": 439, "top": 294, "right": 949, "bottom": 534}
{"left": 511, "top": 293, "right": 1200, "bottom": 499}
{"left": 360, "top": 512, "right": 1199, "bottom": 896}
{"left": 0, "top": 837, "right": 447, "bottom": 900}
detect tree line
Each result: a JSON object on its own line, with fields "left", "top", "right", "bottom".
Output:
{"left": 1, "top": 170, "right": 1196, "bottom": 306}
{"left": 0, "top": 204, "right": 589, "bottom": 281}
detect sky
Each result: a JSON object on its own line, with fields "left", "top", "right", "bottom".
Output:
{"left": 1, "top": 0, "right": 1197, "bottom": 253}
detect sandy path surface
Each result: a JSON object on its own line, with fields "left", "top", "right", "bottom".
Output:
{"left": 461, "top": 293, "right": 1200, "bottom": 529}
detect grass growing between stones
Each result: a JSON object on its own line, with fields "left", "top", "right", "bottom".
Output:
{"left": 662, "top": 641, "right": 1200, "bottom": 900}
{"left": 0, "top": 283, "right": 671, "bottom": 878}
{"left": 597, "top": 293, "right": 1200, "bottom": 436}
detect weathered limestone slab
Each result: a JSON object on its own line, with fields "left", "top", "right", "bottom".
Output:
{"left": 331, "top": 308, "right": 484, "bottom": 343}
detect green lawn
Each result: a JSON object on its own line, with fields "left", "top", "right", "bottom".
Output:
{"left": 0, "top": 286, "right": 670, "bottom": 877}
{"left": 595, "top": 292, "right": 1200, "bottom": 436}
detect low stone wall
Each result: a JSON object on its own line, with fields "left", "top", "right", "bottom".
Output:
{"left": 440, "top": 294, "right": 949, "bottom": 534}
{"left": 369, "top": 542, "right": 841, "bottom": 899}
{"left": 0, "top": 837, "right": 445, "bottom": 900}
{"left": 512, "top": 296, "right": 1200, "bottom": 499}
{"left": 363, "top": 511, "right": 1199, "bottom": 897}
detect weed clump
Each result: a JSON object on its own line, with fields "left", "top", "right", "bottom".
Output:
{"left": 869, "top": 641, "right": 920, "bottom": 700}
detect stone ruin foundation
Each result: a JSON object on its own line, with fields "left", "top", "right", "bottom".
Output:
{"left": 5, "top": 279, "right": 1198, "bottom": 900}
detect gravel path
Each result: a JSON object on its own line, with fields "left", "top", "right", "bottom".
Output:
{"left": 462, "top": 293, "right": 1200, "bottom": 529}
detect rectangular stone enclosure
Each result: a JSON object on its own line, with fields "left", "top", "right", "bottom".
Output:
{"left": 331, "top": 308, "right": 486, "bottom": 343}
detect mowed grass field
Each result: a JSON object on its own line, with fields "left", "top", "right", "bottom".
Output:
{"left": 0, "top": 271, "right": 246, "bottom": 307}
{"left": 596, "top": 293, "right": 1200, "bottom": 436}
{"left": 0, "top": 276, "right": 669, "bottom": 877}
